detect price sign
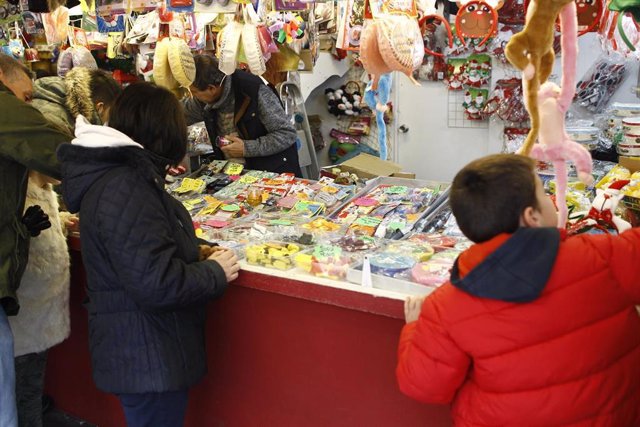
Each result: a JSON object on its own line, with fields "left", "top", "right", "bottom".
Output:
{"left": 355, "top": 216, "right": 382, "bottom": 227}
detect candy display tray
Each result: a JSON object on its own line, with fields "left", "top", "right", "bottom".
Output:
{"left": 326, "top": 176, "right": 451, "bottom": 235}
{"left": 346, "top": 263, "right": 438, "bottom": 297}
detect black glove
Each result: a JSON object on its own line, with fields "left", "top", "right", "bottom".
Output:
{"left": 22, "top": 205, "right": 51, "bottom": 237}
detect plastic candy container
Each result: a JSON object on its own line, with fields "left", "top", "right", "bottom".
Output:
{"left": 411, "top": 258, "right": 454, "bottom": 287}
{"left": 384, "top": 240, "right": 434, "bottom": 262}
{"left": 245, "top": 242, "right": 301, "bottom": 270}
{"left": 407, "top": 233, "right": 458, "bottom": 252}
{"left": 368, "top": 253, "right": 416, "bottom": 277}
{"left": 295, "top": 245, "right": 353, "bottom": 280}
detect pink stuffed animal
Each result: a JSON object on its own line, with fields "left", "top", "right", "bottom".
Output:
{"left": 529, "top": 1, "right": 593, "bottom": 229}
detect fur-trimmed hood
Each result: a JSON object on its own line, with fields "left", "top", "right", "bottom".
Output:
{"left": 32, "top": 67, "right": 100, "bottom": 135}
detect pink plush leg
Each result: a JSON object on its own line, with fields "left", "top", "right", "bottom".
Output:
{"left": 563, "top": 137, "right": 594, "bottom": 185}
{"left": 553, "top": 160, "right": 569, "bottom": 229}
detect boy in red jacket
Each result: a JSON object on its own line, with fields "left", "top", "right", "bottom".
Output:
{"left": 397, "top": 154, "right": 640, "bottom": 426}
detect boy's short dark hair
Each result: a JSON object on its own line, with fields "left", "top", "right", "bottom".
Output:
{"left": 108, "top": 82, "right": 187, "bottom": 164}
{"left": 450, "top": 154, "right": 539, "bottom": 243}
{"left": 89, "top": 69, "right": 121, "bottom": 110}
{"left": 192, "top": 54, "right": 226, "bottom": 90}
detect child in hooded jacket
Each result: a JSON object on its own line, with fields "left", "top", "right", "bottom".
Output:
{"left": 397, "top": 154, "right": 640, "bottom": 426}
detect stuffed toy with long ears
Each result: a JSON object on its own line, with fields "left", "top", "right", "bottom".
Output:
{"left": 529, "top": 1, "right": 594, "bottom": 229}
{"left": 505, "top": 0, "right": 574, "bottom": 156}
{"left": 364, "top": 73, "right": 393, "bottom": 160}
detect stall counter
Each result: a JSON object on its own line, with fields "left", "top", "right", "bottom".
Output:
{"left": 44, "top": 237, "right": 452, "bottom": 426}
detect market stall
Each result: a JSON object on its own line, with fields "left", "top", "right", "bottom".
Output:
{"left": 44, "top": 235, "right": 453, "bottom": 426}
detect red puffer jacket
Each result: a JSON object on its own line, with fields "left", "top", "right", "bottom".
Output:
{"left": 397, "top": 227, "right": 640, "bottom": 426}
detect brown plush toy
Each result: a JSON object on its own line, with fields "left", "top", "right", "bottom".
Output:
{"left": 505, "top": 0, "right": 574, "bottom": 156}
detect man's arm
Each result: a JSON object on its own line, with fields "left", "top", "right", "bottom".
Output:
{"left": 182, "top": 97, "right": 206, "bottom": 126}
{"left": 242, "top": 85, "right": 297, "bottom": 158}
{"left": 0, "top": 92, "right": 70, "bottom": 180}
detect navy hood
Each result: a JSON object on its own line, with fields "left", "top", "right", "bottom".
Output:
{"left": 450, "top": 227, "right": 561, "bottom": 303}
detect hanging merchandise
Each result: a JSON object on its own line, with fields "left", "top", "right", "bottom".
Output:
{"left": 599, "top": 7, "right": 640, "bottom": 53}
{"left": 375, "top": 14, "right": 423, "bottom": 83}
{"left": 461, "top": 53, "right": 491, "bottom": 87}
{"left": 505, "top": 0, "right": 576, "bottom": 156}
{"left": 575, "top": 54, "right": 628, "bottom": 113}
{"left": 96, "top": 0, "right": 127, "bottom": 15}
{"left": 57, "top": 45, "right": 98, "bottom": 76}
{"left": 124, "top": 9, "right": 159, "bottom": 44}
{"left": 366, "top": 0, "right": 418, "bottom": 18}
{"left": 527, "top": 1, "right": 594, "bottom": 229}
{"left": 418, "top": 0, "right": 453, "bottom": 57}
{"left": 153, "top": 37, "right": 196, "bottom": 89}
{"left": 217, "top": 20, "right": 243, "bottom": 74}
{"left": 482, "top": 77, "right": 529, "bottom": 123}
{"left": 605, "top": 0, "right": 640, "bottom": 51}
{"left": 337, "top": 0, "right": 364, "bottom": 50}
{"left": 462, "top": 88, "right": 488, "bottom": 120}
{"left": 97, "top": 14, "right": 125, "bottom": 33}
{"left": 413, "top": 53, "right": 447, "bottom": 81}
{"left": 274, "top": 0, "right": 308, "bottom": 11}
{"left": 106, "top": 30, "right": 124, "bottom": 58}
{"left": 0, "top": 0, "right": 21, "bottom": 24}
{"left": 444, "top": 57, "right": 466, "bottom": 90}
{"left": 364, "top": 72, "right": 392, "bottom": 160}
{"left": 524, "top": 0, "right": 603, "bottom": 36}
{"left": 194, "top": 0, "right": 236, "bottom": 14}
{"left": 503, "top": 127, "right": 530, "bottom": 152}
{"left": 241, "top": 5, "right": 266, "bottom": 75}
{"left": 42, "top": 6, "right": 69, "bottom": 44}
{"left": 267, "top": 11, "right": 306, "bottom": 45}
{"left": 167, "top": 0, "right": 194, "bottom": 14}
{"left": 498, "top": 0, "right": 525, "bottom": 25}
{"left": 454, "top": 0, "right": 499, "bottom": 46}
{"left": 22, "top": 11, "right": 45, "bottom": 34}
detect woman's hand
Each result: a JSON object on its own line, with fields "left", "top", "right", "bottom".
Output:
{"left": 208, "top": 248, "right": 240, "bottom": 283}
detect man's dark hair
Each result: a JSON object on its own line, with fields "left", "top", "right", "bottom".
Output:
{"left": 450, "top": 154, "right": 539, "bottom": 243}
{"left": 108, "top": 82, "right": 187, "bottom": 164}
{"left": 0, "top": 54, "right": 32, "bottom": 80}
{"left": 89, "top": 69, "right": 122, "bottom": 110}
{"left": 192, "top": 54, "right": 226, "bottom": 90}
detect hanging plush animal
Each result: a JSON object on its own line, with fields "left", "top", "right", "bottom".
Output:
{"left": 505, "top": 0, "right": 574, "bottom": 156}
{"left": 529, "top": 2, "right": 594, "bottom": 229}
{"left": 364, "top": 73, "right": 392, "bottom": 160}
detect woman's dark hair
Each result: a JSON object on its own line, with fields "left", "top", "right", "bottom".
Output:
{"left": 108, "top": 82, "right": 187, "bottom": 164}
{"left": 192, "top": 54, "right": 226, "bottom": 90}
{"left": 89, "top": 69, "right": 122, "bottom": 109}
{"left": 450, "top": 154, "right": 539, "bottom": 243}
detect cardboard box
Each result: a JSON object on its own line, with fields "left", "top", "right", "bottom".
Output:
{"left": 619, "top": 156, "right": 640, "bottom": 173}
{"left": 322, "top": 153, "right": 416, "bottom": 180}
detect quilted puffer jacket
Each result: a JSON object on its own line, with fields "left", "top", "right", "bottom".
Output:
{"left": 397, "top": 227, "right": 640, "bottom": 426}
{"left": 57, "top": 117, "right": 228, "bottom": 394}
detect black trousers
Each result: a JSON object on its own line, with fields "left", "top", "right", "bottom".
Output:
{"left": 15, "top": 351, "right": 48, "bottom": 427}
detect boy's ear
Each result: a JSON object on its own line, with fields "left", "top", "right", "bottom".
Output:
{"left": 520, "top": 206, "right": 542, "bottom": 228}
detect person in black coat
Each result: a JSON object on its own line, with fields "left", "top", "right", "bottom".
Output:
{"left": 57, "top": 83, "right": 240, "bottom": 427}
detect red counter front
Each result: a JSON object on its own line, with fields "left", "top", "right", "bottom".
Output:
{"left": 45, "top": 241, "right": 452, "bottom": 426}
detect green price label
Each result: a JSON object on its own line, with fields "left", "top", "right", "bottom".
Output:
{"left": 221, "top": 204, "right": 240, "bottom": 212}
{"left": 384, "top": 186, "right": 409, "bottom": 195}
{"left": 313, "top": 245, "right": 341, "bottom": 259}
{"left": 355, "top": 216, "right": 382, "bottom": 227}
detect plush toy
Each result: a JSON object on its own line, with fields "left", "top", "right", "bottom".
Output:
{"left": 529, "top": 2, "right": 593, "bottom": 229}
{"left": 505, "top": 0, "right": 574, "bottom": 156}
{"left": 325, "top": 87, "right": 363, "bottom": 117}
{"left": 569, "top": 180, "right": 631, "bottom": 234}
{"left": 364, "top": 73, "right": 393, "bottom": 160}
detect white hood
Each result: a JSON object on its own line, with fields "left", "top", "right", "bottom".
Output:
{"left": 73, "top": 115, "right": 144, "bottom": 149}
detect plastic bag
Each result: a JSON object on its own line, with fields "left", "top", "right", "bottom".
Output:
{"left": 575, "top": 54, "right": 628, "bottom": 113}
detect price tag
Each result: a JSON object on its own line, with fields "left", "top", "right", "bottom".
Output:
{"left": 221, "top": 204, "right": 240, "bottom": 212}
{"left": 205, "top": 220, "right": 229, "bottom": 228}
{"left": 384, "top": 186, "right": 409, "bottom": 195}
{"left": 239, "top": 175, "right": 259, "bottom": 184}
{"left": 313, "top": 245, "right": 341, "bottom": 259}
{"left": 355, "top": 216, "right": 382, "bottom": 227}
{"left": 224, "top": 162, "right": 244, "bottom": 176}
{"left": 175, "top": 178, "right": 205, "bottom": 194}
{"left": 388, "top": 221, "right": 406, "bottom": 231}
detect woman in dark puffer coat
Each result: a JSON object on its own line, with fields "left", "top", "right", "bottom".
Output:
{"left": 57, "top": 83, "right": 240, "bottom": 427}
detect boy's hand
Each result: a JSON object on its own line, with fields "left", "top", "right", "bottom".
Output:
{"left": 404, "top": 295, "right": 427, "bottom": 324}
{"left": 64, "top": 215, "right": 79, "bottom": 233}
{"left": 208, "top": 248, "right": 240, "bottom": 283}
